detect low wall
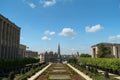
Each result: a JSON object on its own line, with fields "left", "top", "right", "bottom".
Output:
{"left": 28, "top": 64, "right": 52, "bottom": 80}
{"left": 67, "top": 63, "right": 92, "bottom": 80}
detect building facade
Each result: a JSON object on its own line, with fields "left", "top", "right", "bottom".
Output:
{"left": 39, "top": 53, "right": 45, "bottom": 62}
{"left": 25, "top": 50, "right": 38, "bottom": 58}
{"left": 44, "top": 51, "right": 58, "bottom": 63}
{"left": 91, "top": 43, "right": 120, "bottom": 58}
{"left": 43, "top": 44, "right": 62, "bottom": 63}
{"left": 19, "top": 44, "right": 26, "bottom": 58}
{"left": 0, "top": 14, "right": 20, "bottom": 59}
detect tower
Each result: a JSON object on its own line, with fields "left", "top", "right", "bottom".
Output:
{"left": 58, "top": 44, "right": 62, "bottom": 63}
{"left": 58, "top": 44, "right": 60, "bottom": 56}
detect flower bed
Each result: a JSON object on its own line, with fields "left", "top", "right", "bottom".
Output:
{"left": 49, "top": 75, "right": 71, "bottom": 80}
{"left": 37, "top": 64, "right": 85, "bottom": 80}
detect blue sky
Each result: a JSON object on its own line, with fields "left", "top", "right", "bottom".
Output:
{"left": 0, "top": 0, "right": 120, "bottom": 54}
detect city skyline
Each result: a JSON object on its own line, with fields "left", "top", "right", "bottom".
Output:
{"left": 0, "top": 0, "right": 120, "bottom": 54}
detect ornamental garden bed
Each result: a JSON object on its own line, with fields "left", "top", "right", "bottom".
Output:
{"left": 49, "top": 74, "right": 71, "bottom": 80}
{"left": 37, "top": 64, "right": 85, "bottom": 80}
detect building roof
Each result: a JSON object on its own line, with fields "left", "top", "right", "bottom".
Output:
{"left": 91, "top": 42, "right": 120, "bottom": 47}
{"left": 0, "top": 14, "right": 21, "bottom": 29}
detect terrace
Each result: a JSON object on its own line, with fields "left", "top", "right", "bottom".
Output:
{"left": 37, "top": 64, "right": 85, "bottom": 80}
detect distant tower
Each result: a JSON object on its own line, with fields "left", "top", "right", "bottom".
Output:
{"left": 58, "top": 44, "right": 60, "bottom": 56}
{"left": 58, "top": 44, "right": 62, "bottom": 63}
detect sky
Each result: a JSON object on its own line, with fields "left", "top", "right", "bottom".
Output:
{"left": 0, "top": 0, "right": 120, "bottom": 55}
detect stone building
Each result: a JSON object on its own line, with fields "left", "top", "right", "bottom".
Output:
{"left": 44, "top": 51, "right": 58, "bottom": 63}
{"left": 39, "top": 53, "right": 45, "bottom": 62}
{"left": 91, "top": 43, "right": 120, "bottom": 58}
{"left": 25, "top": 50, "right": 38, "bottom": 58}
{"left": 0, "top": 14, "right": 20, "bottom": 59}
{"left": 19, "top": 44, "right": 26, "bottom": 58}
{"left": 42, "top": 44, "right": 62, "bottom": 63}
{"left": 61, "top": 55, "right": 72, "bottom": 63}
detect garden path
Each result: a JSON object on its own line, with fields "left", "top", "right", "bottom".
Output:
{"left": 37, "top": 63, "right": 85, "bottom": 80}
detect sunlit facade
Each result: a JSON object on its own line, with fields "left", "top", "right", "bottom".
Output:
{"left": 0, "top": 14, "right": 20, "bottom": 59}
{"left": 92, "top": 43, "right": 120, "bottom": 58}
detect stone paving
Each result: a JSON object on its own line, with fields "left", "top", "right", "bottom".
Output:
{"left": 37, "top": 63, "right": 85, "bottom": 80}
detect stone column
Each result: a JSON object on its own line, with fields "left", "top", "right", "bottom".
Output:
{"left": 11, "top": 26, "right": 13, "bottom": 59}
{"left": 9, "top": 25, "right": 12, "bottom": 58}
{"left": 5, "top": 22, "right": 7, "bottom": 58}
{"left": 7, "top": 24, "right": 10, "bottom": 59}
{"left": 14, "top": 29, "right": 17, "bottom": 58}
{"left": 13, "top": 27, "right": 15, "bottom": 59}
{"left": 6, "top": 23, "right": 10, "bottom": 59}
{"left": 92, "top": 47, "right": 98, "bottom": 58}
{"left": 18, "top": 30, "right": 20, "bottom": 58}
{"left": 0, "top": 19, "right": 3, "bottom": 58}
{"left": 113, "top": 45, "right": 116, "bottom": 58}
{"left": 3, "top": 22, "right": 6, "bottom": 58}
{"left": 92, "top": 47, "right": 96, "bottom": 58}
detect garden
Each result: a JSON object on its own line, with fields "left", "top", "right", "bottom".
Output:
{"left": 69, "top": 57, "right": 120, "bottom": 80}
{"left": 0, "top": 58, "right": 47, "bottom": 80}
{"left": 37, "top": 63, "right": 85, "bottom": 80}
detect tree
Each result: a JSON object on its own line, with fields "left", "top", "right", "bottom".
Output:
{"left": 68, "top": 57, "right": 78, "bottom": 64}
{"left": 97, "top": 44, "right": 112, "bottom": 58}
{"left": 80, "top": 54, "right": 91, "bottom": 57}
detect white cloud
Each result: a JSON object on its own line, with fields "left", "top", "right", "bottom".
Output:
{"left": 41, "top": 36, "right": 51, "bottom": 40}
{"left": 109, "top": 35, "right": 120, "bottom": 42}
{"left": 40, "top": 0, "right": 57, "bottom": 7}
{"left": 71, "top": 48, "right": 76, "bottom": 51}
{"left": 28, "top": 3, "right": 36, "bottom": 8}
{"left": 85, "top": 24, "right": 103, "bottom": 33}
{"left": 59, "top": 28, "right": 76, "bottom": 36}
{"left": 44, "top": 30, "right": 55, "bottom": 35}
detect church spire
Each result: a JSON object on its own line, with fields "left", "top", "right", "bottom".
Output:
{"left": 57, "top": 43, "right": 62, "bottom": 63}
{"left": 58, "top": 43, "right": 60, "bottom": 56}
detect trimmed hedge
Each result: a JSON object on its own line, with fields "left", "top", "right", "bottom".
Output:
{"left": 78, "top": 58, "right": 120, "bottom": 71}
{"left": 14, "top": 63, "right": 48, "bottom": 80}
{"left": 0, "top": 58, "right": 40, "bottom": 69}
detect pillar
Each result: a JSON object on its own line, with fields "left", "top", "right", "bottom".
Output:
{"left": 113, "top": 46, "right": 116, "bottom": 58}
{"left": 0, "top": 19, "right": 3, "bottom": 58}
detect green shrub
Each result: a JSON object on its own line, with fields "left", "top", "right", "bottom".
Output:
{"left": 104, "top": 71, "right": 109, "bottom": 78}
{"left": 20, "top": 69, "right": 25, "bottom": 74}
{"left": 8, "top": 72, "right": 15, "bottom": 80}
{"left": 2, "top": 78, "right": 8, "bottom": 80}
{"left": 93, "top": 68, "right": 98, "bottom": 74}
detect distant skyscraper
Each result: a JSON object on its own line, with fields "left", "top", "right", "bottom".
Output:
{"left": 58, "top": 44, "right": 62, "bottom": 63}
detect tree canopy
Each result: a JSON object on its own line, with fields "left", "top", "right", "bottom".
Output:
{"left": 80, "top": 53, "right": 91, "bottom": 57}
{"left": 97, "top": 44, "right": 112, "bottom": 58}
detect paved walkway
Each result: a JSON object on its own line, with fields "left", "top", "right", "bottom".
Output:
{"left": 28, "top": 63, "right": 93, "bottom": 80}
{"left": 28, "top": 63, "right": 120, "bottom": 80}
{"left": 67, "top": 64, "right": 92, "bottom": 80}
{"left": 37, "top": 63, "right": 85, "bottom": 80}
{"left": 28, "top": 64, "right": 51, "bottom": 80}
